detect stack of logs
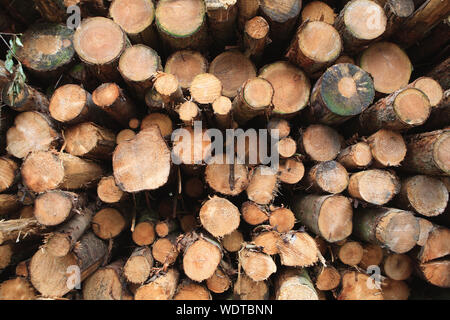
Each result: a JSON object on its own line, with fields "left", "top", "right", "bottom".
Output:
{"left": 0, "top": 0, "right": 449, "bottom": 300}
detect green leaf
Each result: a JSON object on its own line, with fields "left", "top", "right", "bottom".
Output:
{"left": 15, "top": 37, "right": 23, "bottom": 47}
{"left": 4, "top": 59, "right": 13, "bottom": 73}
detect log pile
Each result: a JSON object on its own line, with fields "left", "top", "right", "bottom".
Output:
{"left": 0, "top": 0, "right": 449, "bottom": 301}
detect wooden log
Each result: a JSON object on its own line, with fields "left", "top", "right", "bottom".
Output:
{"left": 408, "top": 76, "right": 444, "bottom": 107}
{"left": 301, "top": 1, "right": 336, "bottom": 24}
{"left": 260, "top": 0, "right": 302, "bottom": 44}
{"left": 0, "top": 194, "right": 21, "bottom": 216}
{"left": 97, "top": 176, "right": 126, "bottom": 204}
{"left": 0, "top": 157, "right": 17, "bottom": 193}
{"left": 237, "top": 0, "right": 259, "bottom": 30}
{"left": 116, "top": 129, "right": 136, "bottom": 144}
{"left": 239, "top": 246, "right": 277, "bottom": 281}
{"left": 34, "top": 190, "right": 87, "bottom": 226}
{"left": 189, "top": 73, "right": 223, "bottom": 105}
{"left": 113, "top": 126, "right": 171, "bottom": 192}
{"left": 164, "top": 50, "right": 208, "bottom": 92}
{"left": 234, "top": 274, "right": 269, "bottom": 300}
{"left": 306, "top": 160, "right": 349, "bottom": 194}
{"left": 174, "top": 280, "right": 212, "bottom": 300}
{"left": 222, "top": 229, "right": 244, "bottom": 252}
{"left": 0, "top": 277, "right": 36, "bottom": 300}
{"left": 152, "top": 234, "right": 179, "bottom": 265}
{"left": 427, "top": 56, "right": 450, "bottom": 90}
{"left": 241, "top": 201, "right": 269, "bottom": 225}
{"left": 135, "top": 268, "right": 179, "bottom": 300}
{"left": 383, "top": 253, "right": 413, "bottom": 280}
{"left": 335, "top": 55, "right": 355, "bottom": 64}
{"left": 199, "top": 196, "right": 240, "bottom": 237}
{"left": 394, "top": 0, "right": 450, "bottom": 48}
{"left": 172, "top": 126, "right": 212, "bottom": 165}
{"left": 205, "top": 155, "right": 249, "bottom": 195}
{"left": 334, "top": 0, "right": 387, "bottom": 54}
{"left": 353, "top": 207, "right": 419, "bottom": 253}
{"left": 0, "top": 218, "right": 44, "bottom": 245}
{"left": 74, "top": 17, "right": 127, "bottom": 84}
{"left": 153, "top": 72, "right": 184, "bottom": 106}
{"left": 118, "top": 44, "right": 162, "bottom": 98}
{"left": 396, "top": 175, "right": 448, "bottom": 217}
{"left": 337, "top": 142, "right": 373, "bottom": 169}
{"left": 140, "top": 113, "right": 173, "bottom": 138}
{"left": 92, "top": 207, "right": 127, "bottom": 240}
{"left": 359, "top": 88, "right": 431, "bottom": 134}
{"left": 275, "top": 268, "right": 319, "bottom": 300}
{"left": 205, "top": 0, "right": 238, "bottom": 48}
{"left": 336, "top": 240, "right": 364, "bottom": 265}
{"left": 246, "top": 166, "right": 279, "bottom": 205}
{"left": 211, "top": 96, "right": 232, "bottom": 129}
{"left": 402, "top": 129, "right": 450, "bottom": 175}
{"left": 155, "top": 0, "right": 208, "bottom": 52}
{"left": 83, "top": 259, "right": 126, "bottom": 300}
{"left": 415, "top": 225, "right": 450, "bottom": 263}
{"left": 277, "top": 231, "right": 320, "bottom": 267}
{"left": 244, "top": 16, "right": 270, "bottom": 61}
{"left": 269, "top": 207, "right": 296, "bottom": 233}
{"left": 132, "top": 217, "right": 156, "bottom": 246}
{"left": 124, "top": 246, "right": 154, "bottom": 284}
{"left": 252, "top": 229, "right": 280, "bottom": 255}
{"left": 308, "top": 63, "right": 375, "bottom": 124}
{"left": 232, "top": 77, "right": 274, "bottom": 125}
{"left": 359, "top": 243, "right": 384, "bottom": 269}
{"left": 155, "top": 220, "right": 178, "bottom": 238}
{"left": 209, "top": 51, "right": 256, "bottom": 98}
{"left": 2, "top": 83, "right": 49, "bottom": 113}
{"left": 366, "top": 129, "right": 407, "bottom": 167}
{"left": 92, "top": 83, "right": 139, "bottom": 127}
{"left": 348, "top": 169, "right": 400, "bottom": 205}
{"left": 359, "top": 41, "right": 412, "bottom": 94}
{"left": 259, "top": 61, "right": 311, "bottom": 116}
{"left": 293, "top": 194, "right": 353, "bottom": 242}
{"left": 382, "top": 0, "right": 415, "bottom": 39}
{"left": 44, "top": 207, "right": 93, "bottom": 257}
{"left": 16, "top": 23, "right": 75, "bottom": 82}
{"left": 206, "top": 266, "right": 231, "bottom": 294}
{"left": 416, "top": 217, "right": 434, "bottom": 246}
{"left": 286, "top": 21, "right": 342, "bottom": 76}
{"left": 64, "top": 122, "right": 115, "bottom": 160}
{"left": 315, "top": 265, "right": 341, "bottom": 291}
{"left": 109, "top": 0, "right": 158, "bottom": 48}
{"left": 381, "top": 278, "right": 410, "bottom": 300}
{"left": 21, "top": 151, "right": 103, "bottom": 193}
{"left": 338, "top": 271, "right": 384, "bottom": 300}
{"left": 300, "top": 124, "right": 342, "bottom": 161}
{"left": 29, "top": 231, "right": 107, "bottom": 297}
{"left": 278, "top": 157, "right": 305, "bottom": 184}
{"left": 179, "top": 233, "right": 222, "bottom": 282}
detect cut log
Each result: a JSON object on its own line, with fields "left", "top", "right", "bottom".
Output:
{"left": 211, "top": 96, "right": 232, "bottom": 129}
{"left": 275, "top": 268, "right": 319, "bottom": 300}
{"left": 396, "top": 175, "right": 448, "bottom": 217}
{"left": 269, "top": 207, "right": 296, "bottom": 233}
{"left": 152, "top": 235, "right": 179, "bottom": 265}
{"left": 293, "top": 194, "right": 353, "bottom": 242}
{"left": 190, "top": 73, "right": 223, "bottom": 105}
{"left": 246, "top": 166, "right": 279, "bottom": 205}
{"left": 408, "top": 77, "right": 444, "bottom": 107}
{"left": 205, "top": 0, "right": 238, "bottom": 49}
{"left": 237, "top": 0, "right": 259, "bottom": 30}
{"left": 337, "top": 142, "right": 373, "bottom": 170}
{"left": 0, "top": 277, "right": 36, "bottom": 300}
{"left": 268, "top": 118, "right": 291, "bottom": 139}
{"left": 338, "top": 271, "right": 384, "bottom": 300}
{"left": 232, "top": 77, "right": 273, "bottom": 125}
{"left": 6, "top": 111, "right": 59, "bottom": 159}
{"left": 199, "top": 196, "right": 240, "bottom": 237}
{"left": 0, "top": 218, "right": 44, "bottom": 245}
{"left": 402, "top": 129, "right": 450, "bottom": 175}
{"left": 92, "top": 83, "right": 138, "bottom": 127}
{"left": 252, "top": 229, "right": 280, "bottom": 255}
{"left": 109, "top": 0, "right": 158, "bottom": 47}
{"left": 74, "top": 17, "right": 127, "bottom": 84}
{"left": 173, "top": 281, "right": 211, "bottom": 300}
{"left": 382, "top": 0, "right": 415, "bottom": 39}
{"left": 366, "top": 129, "right": 407, "bottom": 167}
{"left": 221, "top": 229, "right": 244, "bottom": 252}
{"left": 0, "top": 194, "right": 21, "bottom": 216}
{"left": 234, "top": 273, "right": 269, "bottom": 300}
{"left": 359, "top": 41, "right": 412, "bottom": 94}
{"left": 155, "top": 220, "right": 178, "bottom": 238}
{"left": 416, "top": 217, "right": 434, "bottom": 247}
{"left": 277, "top": 231, "right": 320, "bottom": 267}
{"left": 287, "top": 21, "right": 342, "bottom": 76}
{"left": 308, "top": 63, "right": 375, "bottom": 124}
{"left": 30, "top": 231, "right": 107, "bottom": 297}
{"left": 64, "top": 122, "right": 115, "bottom": 160}
{"left": 83, "top": 260, "right": 127, "bottom": 301}
{"left": 155, "top": 0, "right": 208, "bottom": 52}
{"left": 2, "top": 83, "right": 49, "bottom": 113}
{"left": 244, "top": 16, "right": 270, "bottom": 61}
{"left": 419, "top": 260, "right": 450, "bottom": 288}
{"left": 259, "top": 61, "right": 310, "bottom": 116}
{"left": 260, "top": 0, "right": 302, "bottom": 44}
{"left": 205, "top": 155, "right": 249, "bottom": 196}
{"left": 164, "top": 50, "right": 208, "bottom": 92}
{"left": 44, "top": 207, "right": 93, "bottom": 257}
{"left": 239, "top": 246, "right": 277, "bottom": 281}
{"left": 153, "top": 72, "right": 184, "bottom": 106}
{"left": 124, "top": 246, "right": 154, "bottom": 284}
{"left": 16, "top": 23, "right": 75, "bottom": 81}
{"left": 135, "top": 268, "right": 179, "bottom": 300}
{"left": 337, "top": 240, "right": 364, "bottom": 265}
{"left": 177, "top": 101, "right": 200, "bottom": 126}
{"left": 92, "top": 207, "right": 127, "bottom": 240}
{"left": 113, "top": 126, "right": 171, "bottom": 192}
{"left": 353, "top": 207, "right": 419, "bottom": 253}
{"left": 301, "top": 1, "right": 336, "bottom": 24}
{"left": 206, "top": 266, "right": 231, "bottom": 293}
{"left": 180, "top": 233, "right": 222, "bottom": 282}
{"left": 97, "top": 176, "right": 126, "bottom": 204}
{"left": 300, "top": 124, "right": 342, "bottom": 161}
{"left": 416, "top": 225, "right": 450, "bottom": 263}
{"left": 118, "top": 44, "right": 162, "bottom": 98}
{"left": 0, "top": 157, "right": 17, "bottom": 192}
{"left": 348, "top": 169, "right": 400, "bottom": 205}
{"left": 140, "top": 113, "right": 173, "bottom": 138}
{"left": 21, "top": 151, "right": 103, "bottom": 193}
{"left": 306, "top": 160, "right": 349, "bottom": 194}
{"left": 315, "top": 265, "right": 341, "bottom": 291}
{"left": 241, "top": 201, "right": 269, "bottom": 225}
{"left": 34, "top": 190, "right": 87, "bottom": 226}
{"left": 278, "top": 158, "right": 305, "bottom": 184}
{"left": 381, "top": 278, "right": 410, "bottom": 300}
{"left": 359, "top": 243, "right": 384, "bottom": 270}
{"left": 359, "top": 88, "right": 431, "bottom": 134}
{"left": 334, "top": 0, "right": 387, "bottom": 54}
{"left": 132, "top": 216, "right": 156, "bottom": 246}
{"left": 383, "top": 253, "right": 413, "bottom": 280}
{"left": 116, "top": 129, "right": 136, "bottom": 144}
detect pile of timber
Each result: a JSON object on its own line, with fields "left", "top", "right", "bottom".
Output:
{"left": 0, "top": 0, "right": 449, "bottom": 300}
